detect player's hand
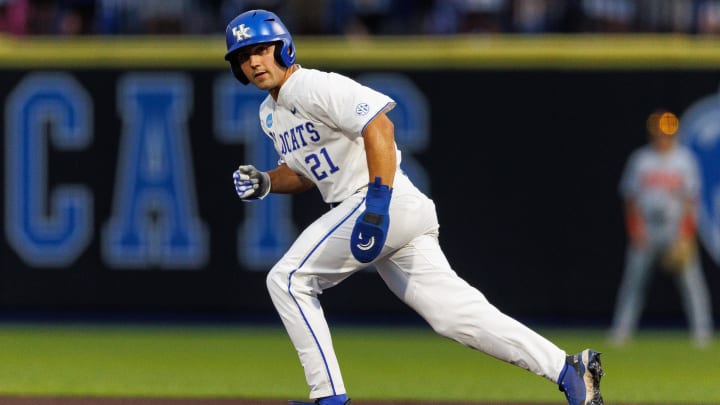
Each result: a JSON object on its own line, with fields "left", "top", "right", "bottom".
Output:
{"left": 350, "top": 177, "right": 392, "bottom": 263}
{"left": 233, "top": 165, "right": 271, "bottom": 201}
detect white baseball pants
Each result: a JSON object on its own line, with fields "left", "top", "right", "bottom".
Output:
{"left": 266, "top": 172, "right": 567, "bottom": 399}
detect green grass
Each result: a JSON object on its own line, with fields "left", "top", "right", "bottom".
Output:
{"left": 0, "top": 323, "right": 717, "bottom": 403}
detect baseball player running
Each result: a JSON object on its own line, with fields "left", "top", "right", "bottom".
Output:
{"left": 609, "top": 109, "right": 713, "bottom": 347}
{"left": 225, "top": 9, "right": 604, "bottom": 405}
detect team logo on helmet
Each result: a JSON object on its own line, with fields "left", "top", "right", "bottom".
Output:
{"left": 679, "top": 85, "right": 720, "bottom": 266}
{"left": 232, "top": 24, "right": 251, "bottom": 42}
{"left": 224, "top": 10, "right": 295, "bottom": 84}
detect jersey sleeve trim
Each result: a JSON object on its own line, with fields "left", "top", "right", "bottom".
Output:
{"left": 360, "top": 101, "right": 396, "bottom": 136}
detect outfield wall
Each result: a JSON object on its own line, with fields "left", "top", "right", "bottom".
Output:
{"left": 1, "top": 35, "right": 719, "bottom": 324}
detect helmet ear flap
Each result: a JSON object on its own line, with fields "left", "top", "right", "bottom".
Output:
{"left": 273, "top": 40, "right": 295, "bottom": 67}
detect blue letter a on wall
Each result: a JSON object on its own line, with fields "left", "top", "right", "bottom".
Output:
{"left": 102, "top": 73, "right": 208, "bottom": 269}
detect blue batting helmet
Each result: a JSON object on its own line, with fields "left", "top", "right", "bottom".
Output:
{"left": 224, "top": 10, "right": 296, "bottom": 84}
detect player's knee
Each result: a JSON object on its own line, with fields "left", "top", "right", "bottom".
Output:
{"left": 265, "top": 266, "right": 289, "bottom": 297}
{"left": 428, "top": 318, "right": 454, "bottom": 338}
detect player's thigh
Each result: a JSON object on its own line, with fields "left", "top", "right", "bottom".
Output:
{"left": 384, "top": 190, "right": 439, "bottom": 250}
{"left": 268, "top": 200, "right": 363, "bottom": 292}
{"left": 374, "top": 232, "right": 454, "bottom": 300}
{"left": 623, "top": 245, "right": 657, "bottom": 283}
{"left": 375, "top": 234, "right": 492, "bottom": 326}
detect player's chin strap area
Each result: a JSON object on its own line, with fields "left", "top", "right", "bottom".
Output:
{"left": 327, "top": 184, "right": 369, "bottom": 210}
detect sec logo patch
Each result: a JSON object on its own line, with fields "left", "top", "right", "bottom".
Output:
{"left": 355, "top": 103, "right": 369, "bottom": 116}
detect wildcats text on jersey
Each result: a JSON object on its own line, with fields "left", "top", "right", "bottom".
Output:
{"left": 269, "top": 122, "right": 320, "bottom": 155}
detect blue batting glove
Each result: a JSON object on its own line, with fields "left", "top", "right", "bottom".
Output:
{"left": 350, "top": 177, "right": 392, "bottom": 263}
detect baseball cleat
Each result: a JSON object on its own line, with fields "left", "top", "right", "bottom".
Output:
{"left": 558, "top": 348, "right": 604, "bottom": 405}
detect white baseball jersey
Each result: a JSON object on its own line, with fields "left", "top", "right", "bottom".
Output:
{"left": 619, "top": 144, "right": 700, "bottom": 238}
{"left": 258, "top": 67, "right": 400, "bottom": 203}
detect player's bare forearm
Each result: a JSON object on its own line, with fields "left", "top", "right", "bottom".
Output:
{"left": 363, "top": 113, "right": 396, "bottom": 187}
{"left": 267, "top": 163, "right": 316, "bottom": 194}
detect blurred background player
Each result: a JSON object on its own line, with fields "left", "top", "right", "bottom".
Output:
{"left": 608, "top": 109, "right": 714, "bottom": 348}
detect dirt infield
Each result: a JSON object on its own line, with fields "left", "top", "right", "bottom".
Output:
{"left": 0, "top": 398, "right": 559, "bottom": 405}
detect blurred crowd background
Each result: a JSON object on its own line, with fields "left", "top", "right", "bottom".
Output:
{"left": 1, "top": 0, "right": 720, "bottom": 37}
